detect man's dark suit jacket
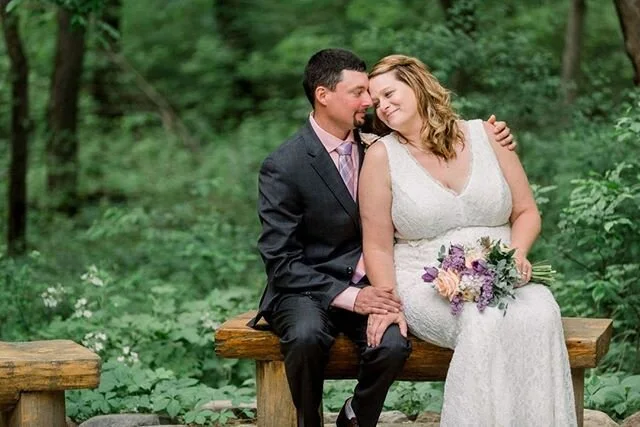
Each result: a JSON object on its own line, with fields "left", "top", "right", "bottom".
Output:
{"left": 252, "top": 119, "right": 367, "bottom": 327}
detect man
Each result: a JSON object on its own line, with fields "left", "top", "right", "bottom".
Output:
{"left": 254, "top": 48, "right": 514, "bottom": 427}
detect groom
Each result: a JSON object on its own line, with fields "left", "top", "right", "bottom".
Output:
{"left": 254, "top": 48, "right": 515, "bottom": 427}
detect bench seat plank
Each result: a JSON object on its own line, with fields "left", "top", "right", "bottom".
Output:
{"left": 215, "top": 311, "right": 613, "bottom": 375}
{"left": 215, "top": 311, "right": 612, "bottom": 427}
{"left": 0, "top": 340, "right": 100, "bottom": 391}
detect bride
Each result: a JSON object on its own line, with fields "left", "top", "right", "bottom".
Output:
{"left": 359, "top": 54, "right": 577, "bottom": 426}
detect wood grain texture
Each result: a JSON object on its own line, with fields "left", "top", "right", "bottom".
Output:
{"left": 572, "top": 368, "right": 585, "bottom": 427}
{"left": 256, "top": 361, "right": 297, "bottom": 427}
{"left": 0, "top": 340, "right": 100, "bottom": 391}
{"left": 0, "top": 390, "right": 19, "bottom": 408}
{"left": 215, "top": 311, "right": 613, "bottom": 378}
{"left": 7, "top": 391, "right": 66, "bottom": 427}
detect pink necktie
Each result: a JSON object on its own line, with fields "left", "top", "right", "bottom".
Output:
{"left": 336, "top": 142, "right": 355, "bottom": 199}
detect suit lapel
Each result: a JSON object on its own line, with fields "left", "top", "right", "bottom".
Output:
{"left": 302, "top": 122, "right": 359, "bottom": 226}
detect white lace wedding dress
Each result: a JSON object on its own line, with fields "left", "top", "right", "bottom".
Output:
{"left": 380, "top": 119, "right": 577, "bottom": 427}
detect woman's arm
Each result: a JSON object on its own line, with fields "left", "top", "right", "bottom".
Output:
{"left": 359, "top": 142, "right": 397, "bottom": 291}
{"left": 360, "top": 141, "right": 408, "bottom": 345}
{"left": 483, "top": 121, "right": 541, "bottom": 281}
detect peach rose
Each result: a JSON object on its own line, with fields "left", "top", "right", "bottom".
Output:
{"left": 433, "top": 269, "right": 461, "bottom": 301}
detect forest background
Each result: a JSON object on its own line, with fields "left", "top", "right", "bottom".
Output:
{"left": 1, "top": 0, "right": 640, "bottom": 424}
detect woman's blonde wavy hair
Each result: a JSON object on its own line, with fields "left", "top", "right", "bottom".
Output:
{"left": 369, "top": 55, "right": 463, "bottom": 160}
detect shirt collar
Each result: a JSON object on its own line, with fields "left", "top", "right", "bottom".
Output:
{"left": 309, "top": 112, "right": 355, "bottom": 153}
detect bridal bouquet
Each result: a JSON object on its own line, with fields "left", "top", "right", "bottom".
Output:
{"left": 421, "top": 237, "right": 555, "bottom": 315}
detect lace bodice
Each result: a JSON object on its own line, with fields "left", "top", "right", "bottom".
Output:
{"left": 381, "top": 119, "right": 511, "bottom": 239}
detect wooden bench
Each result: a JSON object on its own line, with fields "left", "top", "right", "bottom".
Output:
{"left": 215, "top": 311, "right": 612, "bottom": 427}
{"left": 0, "top": 340, "right": 101, "bottom": 427}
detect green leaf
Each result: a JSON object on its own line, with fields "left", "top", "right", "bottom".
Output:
{"left": 621, "top": 375, "right": 640, "bottom": 390}
{"left": 5, "top": 0, "right": 23, "bottom": 13}
{"left": 166, "top": 399, "right": 182, "bottom": 418}
{"left": 613, "top": 402, "right": 627, "bottom": 415}
{"left": 591, "top": 385, "right": 626, "bottom": 405}
{"left": 153, "top": 396, "right": 170, "bottom": 412}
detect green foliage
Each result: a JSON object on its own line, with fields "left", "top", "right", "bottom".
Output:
{"left": 585, "top": 372, "right": 640, "bottom": 421}
{"left": 384, "top": 382, "right": 444, "bottom": 416}
{"left": 40, "top": 262, "right": 256, "bottom": 383}
{"left": 0, "top": 251, "right": 54, "bottom": 339}
{"left": 322, "top": 380, "right": 444, "bottom": 416}
{"left": 323, "top": 380, "right": 358, "bottom": 412}
{"left": 550, "top": 160, "right": 640, "bottom": 372}
{"left": 66, "top": 359, "right": 255, "bottom": 424}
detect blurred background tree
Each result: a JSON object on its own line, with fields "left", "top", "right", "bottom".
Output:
{"left": 1, "top": 0, "right": 639, "bottom": 423}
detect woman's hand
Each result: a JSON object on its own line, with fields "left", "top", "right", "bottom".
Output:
{"left": 514, "top": 249, "right": 532, "bottom": 286}
{"left": 366, "top": 311, "right": 408, "bottom": 347}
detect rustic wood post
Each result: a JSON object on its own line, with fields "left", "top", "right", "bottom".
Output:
{"left": 7, "top": 391, "right": 65, "bottom": 427}
{"left": 256, "top": 361, "right": 297, "bottom": 427}
{"left": 571, "top": 368, "right": 585, "bottom": 427}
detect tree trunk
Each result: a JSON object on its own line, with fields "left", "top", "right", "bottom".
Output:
{"left": 46, "top": 8, "right": 87, "bottom": 215}
{"left": 1, "top": 0, "right": 30, "bottom": 256}
{"left": 561, "top": 0, "right": 587, "bottom": 104}
{"left": 613, "top": 0, "right": 640, "bottom": 86}
{"left": 90, "top": 0, "right": 123, "bottom": 120}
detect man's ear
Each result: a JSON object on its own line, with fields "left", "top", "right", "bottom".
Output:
{"left": 315, "top": 86, "right": 329, "bottom": 107}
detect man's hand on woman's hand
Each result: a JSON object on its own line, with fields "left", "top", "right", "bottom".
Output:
{"left": 354, "top": 286, "right": 402, "bottom": 315}
{"left": 487, "top": 115, "right": 516, "bottom": 151}
{"left": 366, "top": 312, "right": 408, "bottom": 347}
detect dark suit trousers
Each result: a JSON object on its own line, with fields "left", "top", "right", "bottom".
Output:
{"left": 266, "top": 293, "right": 411, "bottom": 427}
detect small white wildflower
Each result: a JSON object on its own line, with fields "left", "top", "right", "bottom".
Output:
{"left": 202, "top": 318, "right": 219, "bottom": 330}
{"left": 200, "top": 313, "right": 220, "bottom": 330}
{"left": 122, "top": 346, "right": 130, "bottom": 355}
{"left": 130, "top": 351, "right": 139, "bottom": 362}
{"left": 42, "top": 296, "right": 58, "bottom": 308}
{"left": 82, "top": 310, "right": 93, "bottom": 318}
{"left": 81, "top": 265, "right": 106, "bottom": 287}
{"left": 75, "top": 298, "right": 88, "bottom": 308}
{"left": 96, "top": 332, "right": 107, "bottom": 341}
{"left": 94, "top": 342, "right": 104, "bottom": 352}
{"left": 117, "top": 356, "right": 125, "bottom": 362}
{"left": 90, "top": 276, "right": 104, "bottom": 287}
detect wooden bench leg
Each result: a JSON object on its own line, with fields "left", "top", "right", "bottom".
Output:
{"left": 255, "top": 361, "right": 325, "bottom": 427}
{"left": 7, "top": 391, "right": 66, "bottom": 427}
{"left": 571, "top": 368, "right": 584, "bottom": 427}
{"left": 256, "top": 361, "right": 297, "bottom": 427}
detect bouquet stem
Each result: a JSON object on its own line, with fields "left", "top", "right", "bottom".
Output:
{"left": 531, "top": 263, "right": 556, "bottom": 285}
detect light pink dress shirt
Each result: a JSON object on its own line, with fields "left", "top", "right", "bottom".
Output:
{"left": 309, "top": 113, "right": 366, "bottom": 312}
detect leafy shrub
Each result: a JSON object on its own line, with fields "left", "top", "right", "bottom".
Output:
{"left": 66, "top": 359, "right": 255, "bottom": 424}
{"left": 585, "top": 373, "right": 640, "bottom": 421}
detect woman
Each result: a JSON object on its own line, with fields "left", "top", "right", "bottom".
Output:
{"left": 359, "top": 54, "right": 576, "bottom": 426}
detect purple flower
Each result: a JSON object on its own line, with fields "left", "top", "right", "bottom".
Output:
{"left": 422, "top": 266, "right": 439, "bottom": 283}
{"left": 476, "top": 270, "right": 496, "bottom": 311}
{"left": 441, "top": 245, "right": 466, "bottom": 272}
{"left": 471, "top": 259, "right": 489, "bottom": 274}
{"left": 449, "top": 244, "right": 465, "bottom": 258}
{"left": 450, "top": 295, "right": 464, "bottom": 315}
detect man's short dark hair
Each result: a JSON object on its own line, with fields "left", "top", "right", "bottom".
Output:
{"left": 303, "top": 48, "right": 367, "bottom": 107}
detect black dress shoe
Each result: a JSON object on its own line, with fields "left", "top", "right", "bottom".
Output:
{"left": 336, "top": 398, "right": 359, "bottom": 426}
